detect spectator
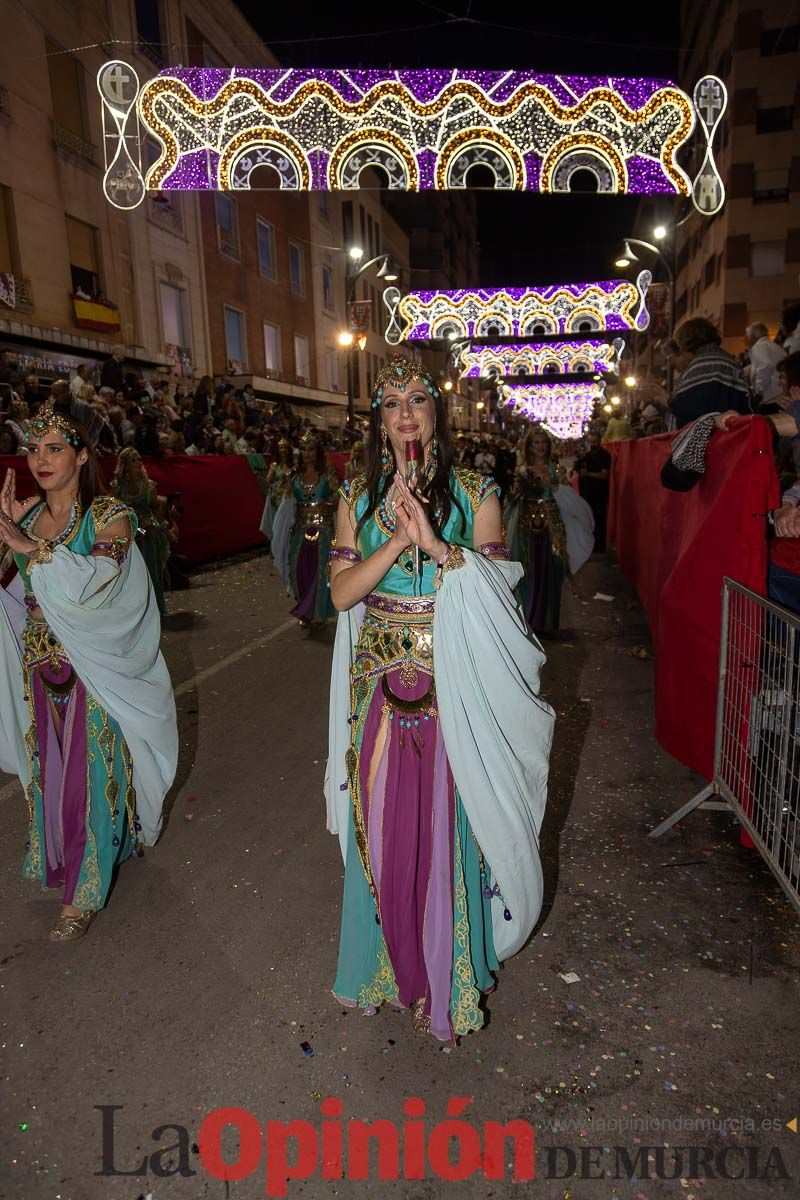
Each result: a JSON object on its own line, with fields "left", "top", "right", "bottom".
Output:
{"left": 0, "top": 423, "right": 19, "bottom": 455}
{"left": 220, "top": 385, "right": 244, "bottom": 435}
{"left": 4, "top": 399, "right": 29, "bottom": 447}
{"left": 668, "top": 318, "right": 752, "bottom": 429}
{"left": 781, "top": 302, "right": 800, "bottom": 355}
{"left": 193, "top": 375, "right": 215, "bottom": 418}
{"left": 106, "top": 405, "right": 125, "bottom": 451}
{"left": 22, "top": 373, "right": 45, "bottom": 415}
{"left": 50, "top": 379, "right": 110, "bottom": 449}
{"left": 602, "top": 411, "right": 633, "bottom": 442}
{"left": 575, "top": 430, "right": 611, "bottom": 551}
{"left": 70, "top": 363, "right": 96, "bottom": 404}
{"left": 100, "top": 346, "right": 126, "bottom": 393}
{"left": 746, "top": 322, "right": 786, "bottom": 411}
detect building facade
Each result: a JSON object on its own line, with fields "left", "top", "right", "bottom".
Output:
{"left": 0, "top": 0, "right": 215, "bottom": 383}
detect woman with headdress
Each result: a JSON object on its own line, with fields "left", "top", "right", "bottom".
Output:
{"left": 259, "top": 436, "right": 293, "bottom": 544}
{"left": 325, "top": 354, "right": 554, "bottom": 1041}
{"left": 111, "top": 447, "right": 171, "bottom": 616}
{"left": 276, "top": 431, "right": 338, "bottom": 628}
{"left": 345, "top": 440, "right": 365, "bottom": 480}
{"left": 0, "top": 408, "right": 177, "bottom": 941}
{"left": 505, "top": 427, "right": 569, "bottom": 635}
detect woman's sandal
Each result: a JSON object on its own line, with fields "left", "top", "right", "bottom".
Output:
{"left": 49, "top": 910, "right": 95, "bottom": 943}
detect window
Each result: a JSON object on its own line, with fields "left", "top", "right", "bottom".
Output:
{"left": 704, "top": 256, "right": 715, "bottom": 289}
{"left": 215, "top": 194, "right": 239, "bottom": 259}
{"left": 322, "top": 263, "right": 334, "bottom": 312}
{"left": 65, "top": 215, "right": 99, "bottom": 296}
{"left": 327, "top": 346, "right": 339, "bottom": 393}
{"left": 0, "top": 187, "right": 15, "bottom": 274}
{"left": 294, "top": 333, "right": 310, "bottom": 382}
{"left": 289, "top": 241, "right": 304, "bottom": 295}
{"left": 160, "top": 282, "right": 189, "bottom": 348}
{"left": 750, "top": 241, "right": 786, "bottom": 277}
{"left": 754, "top": 167, "right": 790, "bottom": 204}
{"left": 263, "top": 321, "right": 281, "bottom": 371}
{"left": 319, "top": 192, "right": 329, "bottom": 220}
{"left": 761, "top": 26, "right": 800, "bottom": 55}
{"left": 257, "top": 218, "right": 276, "bottom": 279}
{"left": 224, "top": 305, "right": 247, "bottom": 369}
{"left": 46, "top": 40, "right": 87, "bottom": 141}
{"left": 756, "top": 106, "right": 794, "bottom": 134}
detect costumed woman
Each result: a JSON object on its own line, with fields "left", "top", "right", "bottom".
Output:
{"left": 0, "top": 409, "right": 178, "bottom": 941}
{"left": 112, "top": 447, "right": 171, "bottom": 616}
{"left": 505, "top": 428, "right": 568, "bottom": 635}
{"left": 273, "top": 431, "right": 338, "bottom": 629}
{"left": 259, "top": 436, "right": 293, "bottom": 544}
{"left": 325, "top": 355, "right": 555, "bottom": 1041}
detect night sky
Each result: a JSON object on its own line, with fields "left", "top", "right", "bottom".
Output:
{"left": 233, "top": 1, "right": 683, "bottom": 285}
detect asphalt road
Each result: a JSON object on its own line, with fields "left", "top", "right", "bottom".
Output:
{"left": 2, "top": 548, "right": 799, "bottom": 1199}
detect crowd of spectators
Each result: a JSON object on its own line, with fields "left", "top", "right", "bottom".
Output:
{"left": 0, "top": 351, "right": 361, "bottom": 463}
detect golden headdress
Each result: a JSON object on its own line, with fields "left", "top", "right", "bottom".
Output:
{"left": 27, "top": 406, "right": 81, "bottom": 448}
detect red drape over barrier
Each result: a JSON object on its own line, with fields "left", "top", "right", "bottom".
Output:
{"left": 607, "top": 419, "right": 779, "bottom": 780}
{"left": 0, "top": 454, "right": 265, "bottom": 565}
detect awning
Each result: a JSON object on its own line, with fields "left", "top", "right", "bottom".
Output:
{"left": 230, "top": 374, "right": 348, "bottom": 408}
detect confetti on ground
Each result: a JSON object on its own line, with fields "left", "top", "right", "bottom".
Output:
{"left": 300, "top": 1042, "right": 314, "bottom": 1057}
{"left": 560, "top": 972, "right": 581, "bottom": 984}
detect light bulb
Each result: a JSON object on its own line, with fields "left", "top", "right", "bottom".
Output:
{"left": 653, "top": 225, "right": 667, "bottom": 240}
{"left": 611, "top": 397, "right": 621, "bottom": 406}
{"left": 443, "top": 380, "right": 453, "bottom": 391}
{"left": 349, "top": 246, "right": 364, "bottom": 260}
{"left": 603, "top": 404, "right": 613, "bottom": 413}
{"left": 624, "top": 375, "right": 637, "bottom": 387}
{"left": 337, "top": 331, "right": 354, "bottom": 347}
{"left": 615, "top": 257, "right": 631, "bottom": 269}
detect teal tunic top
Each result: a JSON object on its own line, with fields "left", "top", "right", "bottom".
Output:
{"left": 340, "top": 467, "right": 500, "bottom": 595}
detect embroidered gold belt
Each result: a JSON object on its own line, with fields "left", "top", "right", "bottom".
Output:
{"left": 296, "top": 501, "right": 334, "bottom": 541}
{"left": 22, "top": 619, "right": 68, "bottom": 672}
{"left": 521, "top": 498, "right": 568, "bottom": 561}
{"left": 354, "top": 593, "right": 434, "bottom": 690}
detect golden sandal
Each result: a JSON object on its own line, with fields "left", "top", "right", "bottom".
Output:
{"left": 49, "top": 909, "right": 95, "bottom": 943}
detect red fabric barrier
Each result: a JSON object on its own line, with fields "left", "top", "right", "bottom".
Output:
{"left": 0, "top": 454, "right": 265, "bottom": 565}
{"left": 607, "top": 419, "right": 779, "bottom": 781}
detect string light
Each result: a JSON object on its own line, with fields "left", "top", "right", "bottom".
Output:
{"left": 384, "top": 276, "right": 651, "bottom": 344}
{"left": 458, "top": 339, "right": 623, "bottom": 378}
{"left": 97, "top": 64, "right": 710, "bottom": 209}
{"left": 500, "top": 381, "right": 604, "bottom": 439}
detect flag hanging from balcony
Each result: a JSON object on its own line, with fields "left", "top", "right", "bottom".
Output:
{"left": 72, "top": 295, "right": 121, "bottom": 332}
{"left": 0, "top": 273, "right": 15, "bottom": 309}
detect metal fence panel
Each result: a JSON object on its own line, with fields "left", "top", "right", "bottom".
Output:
{"left": 651, "top": 579, "right": 800, "bottom": 917}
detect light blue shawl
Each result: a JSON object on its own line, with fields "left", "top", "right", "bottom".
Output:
{"left": 0, "top": 542, "right": 177, "bottom": 845}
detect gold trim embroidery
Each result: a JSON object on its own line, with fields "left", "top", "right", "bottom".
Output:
{"left": 357, "top": 934, "right": 398, "bottom": 1009}
{"left": 451, "top": 816, "right": 484, "bottom": 1037}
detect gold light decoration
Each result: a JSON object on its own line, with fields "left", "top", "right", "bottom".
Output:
{"left": 95, "top": 64, "right": 725, "bottom": 212}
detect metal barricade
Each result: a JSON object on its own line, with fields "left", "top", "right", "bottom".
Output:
{"left": 650, "top": 578, "right": 800, "bottom": 917}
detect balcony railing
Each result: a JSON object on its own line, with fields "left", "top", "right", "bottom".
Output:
{"left": 53, "top": 121, "right": 98, "bottom": 167}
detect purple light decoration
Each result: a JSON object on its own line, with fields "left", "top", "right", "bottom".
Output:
{"left": 136, "top": 68, "right": 693, "bottom": 198}
{"left": 501, "top": 381, "right": 601, "bottom": 440}
{"left": 386, "top": 276, "right": 651, "bottom": 344}
{"left": 460, "top": 340, "right": 619, "bottom": 377}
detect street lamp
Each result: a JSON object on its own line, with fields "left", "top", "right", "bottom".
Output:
{"left": 337, "top": 330, "right": 354, "bottom": 348}
{"left": 653, "top": 225, "right": 667, "bottom": 240}
{"left": 624, "top": 375, "right": 637, "bottom": 388}
{"left": 443, "top": 380, "right": 453, "bottom": 392}
{"left": 344, "top": 250, "right": 397, "bottom": 431}
{"left": 611, "top": 396, "right": 621, "bottom": 406}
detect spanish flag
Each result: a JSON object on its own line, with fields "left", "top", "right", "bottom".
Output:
{"left": 72, "top": 296, "right": 121, "bottom": 332}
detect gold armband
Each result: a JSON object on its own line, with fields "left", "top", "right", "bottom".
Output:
{"left": 28, "top": 540, "right": 54, "bottom": 567}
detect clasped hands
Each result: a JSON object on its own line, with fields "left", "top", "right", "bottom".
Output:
{"left": 0, "top": 467, "right": 41, "bottom": 555}
{"left": 390, "top": 473, "right": 447, "bottom": 563}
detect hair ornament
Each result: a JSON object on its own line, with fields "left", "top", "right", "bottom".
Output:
{"left": 26, "top": 407, "right": 81, "bottom": 448}
{"left": 371, "top": 353, "right": 440, "bottom": 409}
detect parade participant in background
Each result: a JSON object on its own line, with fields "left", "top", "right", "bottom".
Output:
{"left": 274, "top": 431, "right": 338, "bottom": 629}
{"left": 325, "top": 354, "right": 554, "bottom": 1042}
{"left": 506, "top": 428, "right": 569, "bottom": 633}
{"left": 111, "top": 447, "right": 171, "bottom": 616}
{"left": 0, "top": 409, "right": 177, "bottom": 941}
{"left": 345, "top": 440, "right": 365, "bottom": 480}
{"left": 259, "top": 437, "right": 293, "bottom": 543}
{"left": 575, "top": 429, "right": 612, "bottom": 553}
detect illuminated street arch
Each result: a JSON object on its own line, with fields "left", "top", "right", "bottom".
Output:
{"left": 383, "top": 274, "right": 652, "bottom": 345}
{"left": 457, "top": 339, "right": 624, "bottom": 378}
{"left": 499, "top": 380, "right": 604, "bottom": 440}
{"left": 97, "top": 63, "right": 726, "bottom": 215}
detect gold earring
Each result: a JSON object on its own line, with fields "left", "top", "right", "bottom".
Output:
{"left": 380, "top": 426, "right": 392, "bottom": 475}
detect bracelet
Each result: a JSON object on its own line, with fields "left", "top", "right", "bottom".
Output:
{"left": 433, "top": 543, "right": 465, "bottom": 589}
{"left": 478, "top": 541, "right": 509, "bottom": 560}
{"left": 328, "top": 545, "right": 362, "bottom": 564}
{"left": 28, "top": 539, "right": 54, "bottom": 567}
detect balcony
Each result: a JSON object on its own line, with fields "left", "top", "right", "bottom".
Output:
{"left": 0, "top": 275, "right": 33, "bottom": 313}
{"left": 52, "top": 121, "right": 98, "bottom": 168}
